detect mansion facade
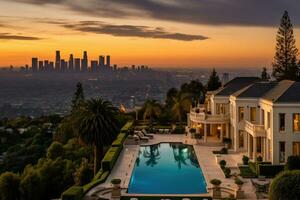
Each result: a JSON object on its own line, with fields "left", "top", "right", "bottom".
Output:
{"left": 188, "top": 77, "right": 300, "bottom": 165}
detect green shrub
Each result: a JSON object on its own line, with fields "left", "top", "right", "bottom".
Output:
{"left": 249, "top": 162, "right": 257, "bottom": 174}
{"left": 219, "top": 160, "right": 226, "bottom": 167}
{"left": 257, "top": 164, "right": 284, "bottom": 178}
{"left": 224, "top": 167, "right": 231, "bottom": 178}
{"left": 111, "top": 179, "right": 121, "bottom": 185}
{"left": 234, "top": 177, "right": 244, "bottom": 185}
{"left": 239, "top": 166, "right": 257, "bottom": 178}
{"left": 220, "top": 147, "right": 228, "bottom": 154}
{"left": 242, "top": 155, "right": 249, "bottom": 165}
{"left": 269, "top": 170, "right": 300, "bottom": 200}
{"left": 120, "top": 121, "right": 134, "bottom": 134}
{"left": 101, "top": 146, "right": 122, "bottom": 171}
{"left": 286, "top": 155, "right": 300, "bottom": 170}
{"left": 47, "top": 141, "right": 64, "bottom": 160}
{"left": 210, "top": 179, "right": 222, "bottom": 186}
{"left": 82, "top": 171, "right": 109, "bottom": 193}
{"left": 74, "top": 158, "right": 93, "bottom": 186}
{"left": 111, "top": 133, "right": 126, "bottom": 147}
{"left": 223, "top": 137, "right": 231, "bottom": 144}
{"left": 256, "top": 156, "right": 263, "bottom": 162}
{"left": 173, "top": 126, "right": 185, "bottom": 134}
{"left": 0, "top": 172, "right": 20, "bottom": 200}
{"left": 61, "top": 186, "right": 83, "bottom": 200}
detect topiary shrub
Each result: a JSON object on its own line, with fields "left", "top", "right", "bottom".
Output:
{"left": 269, "top": 170, "right": 300, "bottom": 200}
{"left": 219, "top": 160, "right": 226, "bottom": 167}
{"left": 257, "top": 156, "right": 263, "bottom": 162}
{"left": 61, "top": 186, "right": 83, "bottom": 200}
{"left": 210, "top": 179, "right": 222, "bottom": 187}
{"left": 111, "top": 179, "right": 121, "bottom": 185}
{"left": 242, "top": 155, "right": 249, "bottom": 165}
{"left": 220, "top": 147, "right": 228, "bottom": 154}
{"left": 224, "top": 167, "right": 231, "bottom": 178}
{"left": 286, "top": 155, "right": 300, "bottom": 170}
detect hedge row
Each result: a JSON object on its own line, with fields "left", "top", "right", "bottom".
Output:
{"left": 248, "top": 161, "right": 284, "bottom": 178}
{"left": 101, "top": 146, "right": 122, "bottom": 171}
{"left": 120, "top": 121, "right": 134, "bottom": 133}
{"left": 62, "top": 121, "right": 132, "bottom": 200}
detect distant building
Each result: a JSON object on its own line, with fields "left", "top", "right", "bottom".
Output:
{"left": 74, "top": 58, "right": 81, "bottom": 72}
{"left": 99, "top": 55, "right": 105, "bottom": 68}
{"left": 55, "top": 50, "right": 61, "bottom": 71}
{"left": 91, "top": 60, "right": 98, "bottom": 72}
{"left": 60, "top": 59, "right": 67, "bottom": 72}
{"left": 68, "top": 54, "right": 74, "bottom": 72}
{"left": 44, "top": 60, "right": 49, "bottom": 71}
{"left": 81, "top": 51, "right": 88, "bottom": 72}
{"left": 106, "top": 55, "right": 110, "bottom": 68}
{"left": 31, "top": 57, "right": 38, "bottom": 72}
{"left": 38, "top": 61, "right": 44, "bottom": 71}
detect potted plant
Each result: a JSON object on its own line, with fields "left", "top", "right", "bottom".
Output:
{"left": 210, "top": 179, "right": 222, "bottom": 188}
{"left": 242, "top": 155, "right": 249, "bottom": 165}
{"left": 195, "top": 108, "right": 200, "bottom": 113}
{"left": 256, "top": 156, "right": 263, "bottom": 162}
{"left": 235, "top": 178, "right": 244, "bottom": 190}
{"left": 219, "top": 160, "right": 226, "bottom": 169}
{"left": 223, "top": 137, "right": 232, "bottom": 149}
{"left": 210, "top": 179, "right": 222, "bottom": 199}
{"left": 224, "top": 167, "right": 231, "bottom": 178}
{"left": 111, "top": 178, "right": 121, "bottom": 188}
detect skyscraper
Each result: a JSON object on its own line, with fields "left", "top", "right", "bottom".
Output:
{"left": 55, "top": 50, "right": 61, "bottom": 71}
{"left": 60, "top": 59, "right": 67, "bottom": 72}
{"left": 68, "top": 54, "right": 74, "bottom": 72}
{"left": 44, "top": 60, "right": 49, "bottom": 71}
{"left": 75, "top": 58, "right": 81, "bottom": 72}
{"left": 31, "top": 57, "right": 38, "bottom": 72}
{"left": 38, "top": 61, "right": 44, "bottom": 71}
{"left": 91, "top": 60, "right": 98, "bottom": 72}
{"left": 81, "top": 51, "right": 88, "bottom": 72}
{"left": 99, "top": 55, "right": 105, "bottom": 67}
{"left": 106, "top": 55, "right": 110, "bottom": 68}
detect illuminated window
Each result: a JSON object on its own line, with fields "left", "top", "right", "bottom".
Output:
{"left": 293, "top": 142, "right": 300, "bottom": 156}
{"left": 238, "top": 107, "right": 244, "bottom": 121}
{"left": 293, "top": 113, "right": 300, "bottom": 132}
{"left": 279, "top": 113, "right": 285, "bottom": 132}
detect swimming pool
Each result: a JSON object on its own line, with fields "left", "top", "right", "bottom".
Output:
{"left": 128, "top": 142, "right": 207, "bottom": 194}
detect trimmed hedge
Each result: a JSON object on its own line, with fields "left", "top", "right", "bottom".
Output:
{"left": 257, "top": 164, "right": 284, "bottom": 178}
{"left": 111, "top": 133, "right": 127, "bottom": 147}
{"left": 101, "top": 146, "right": 122, "bottom": 171}
{"left": 61, "top": 186, "right": 83, "bottom": 200}
{"left": 92, "top": 169, "right": 103, "bottom": 181}
{"left": 82, "top": 171, "right": 109, "bottom": 193}
{"left": 121, "top": 196, "right": 212, "bottom": 200}
{"left": 120, "top": 121, "right": 134, "bottom": 133}
{"left": 239, "top": 166, "right": 257, "bottom": 178}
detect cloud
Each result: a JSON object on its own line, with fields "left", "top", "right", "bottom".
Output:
{"left": 62, "top": 21, "right": 208, "bottom": 41}
{"left": 7, "top": 0, "right": 300, "bottom": 26}
{"left": 0, "top": 33, "right": 42, "bottom": 40}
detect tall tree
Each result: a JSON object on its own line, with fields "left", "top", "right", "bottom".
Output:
{"left": 165, "top": 88, "right": 178, "bottom": 108}
{"left": 261, "top": 67, "right": 270, "bottom": 81}
{"left": 74, "top": 98, "right": 119, "bottom": 175}
{"left": 181, "top": 80, "right": 205, "bottom": 105}
{"left": 0, "top": 172, "right": 20, "bottom": 200}
{"left": 272, "top": 11, "right": 299, "bottom": 81}
{"left": 142, "top": 99, "right": 161, "bottom": 124}
{"left": 172, "top": 92, "right": 192, "bottom": 125}
{"left": 71, "top": 82, "right": 84, "bottom": 111}
{"left": 207, "top": 68, "right": 222, "bottom": 91}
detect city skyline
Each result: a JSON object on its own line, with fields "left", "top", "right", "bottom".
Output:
{"left": 1, "top": 1, "right": 300, "bottom": 68}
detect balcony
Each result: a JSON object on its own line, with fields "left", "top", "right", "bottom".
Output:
{"left": 189, "top": 108, "right": 230, "bottom": 124}
{"left": 245, "top": 120, "right": 266, "bottom": 137}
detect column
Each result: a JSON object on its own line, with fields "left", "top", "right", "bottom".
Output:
{"left": 253, "top": 137, "right": 257, "bottom": 161}
{"left": 247, "top": 134, "right": 251, "bottom": 158}
{"left": 220, "top": 124, "right": 224, "bottom": 142}
{"left": 204, "top": 124, "right": 207, "bottom": 143}
{"left": 226, "top": 123, "right": 229, "bottom": 138}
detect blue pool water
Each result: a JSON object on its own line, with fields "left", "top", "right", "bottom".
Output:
{"left": 128, "top": 143, "right": 207, "bottom": 194}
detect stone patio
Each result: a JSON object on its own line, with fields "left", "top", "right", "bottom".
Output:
{"left": 85, "top": 134, "right": 259, "bottom": 199}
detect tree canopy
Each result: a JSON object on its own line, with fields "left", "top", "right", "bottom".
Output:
{"left": 206, "top": 68, "right": 222, "bottom": 91}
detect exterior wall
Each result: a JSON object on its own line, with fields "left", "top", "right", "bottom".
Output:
{"left": 230, "top": 96, "right": 260, "bottom": 152}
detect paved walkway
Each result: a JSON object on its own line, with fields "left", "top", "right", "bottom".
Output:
{"left": 86, "top": 134, "right": 258, "bottom": 199}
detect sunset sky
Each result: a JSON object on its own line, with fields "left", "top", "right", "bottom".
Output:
{"left": 1, "top": 0, "right": 300, "bottom": 68}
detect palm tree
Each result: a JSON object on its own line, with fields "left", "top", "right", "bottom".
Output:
{"left": 171, "top": 92, "right": 192, "bottom": 125}
{"left": 142, "top": 99, "right": 161, "bottom": 124}
{"left": 171, "top": 144, "right": 187, "bottom": 169}
{"left": 73, "top": 98, "right": 119, "bottom": 175}
{"left": 143, "top": 145, "right": 160, "bottom": 167}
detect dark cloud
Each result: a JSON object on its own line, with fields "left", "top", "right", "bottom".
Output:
{"left": 7, "top": 0, "right": 300, "bottom": 26}
{"left": 62, "top": 21, "right": 208, "bottom": 41}
{"left": 0, "top": 33, "right": 42, "bottom": 40}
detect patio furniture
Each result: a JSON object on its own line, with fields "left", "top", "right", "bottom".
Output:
{"left": 141, "top": 129, "right": 154, "bottom": 138}
{"left": 136, "top": 132, "right": 149, "bottom": 142}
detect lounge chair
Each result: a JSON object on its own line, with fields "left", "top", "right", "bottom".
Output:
{"left": 136, "top": 132, "right": 149, "bottom": 142}
{"left": 141, "top": 129, "right": 154, "bottom": 138}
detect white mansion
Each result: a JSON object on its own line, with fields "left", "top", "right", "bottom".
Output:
{"left": 188, "top": 77, "right": 300, "bottom": 165}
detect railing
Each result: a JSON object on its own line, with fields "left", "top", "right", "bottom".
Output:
{"left": 245, "top": 120, "right": 266, "bottom": 137}
{"left": 189, "top": 110, "right": 230, "bottom": 123}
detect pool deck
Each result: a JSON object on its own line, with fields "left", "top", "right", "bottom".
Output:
{"left": 86, "top": 134, "right": 257, "bottom": 199}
